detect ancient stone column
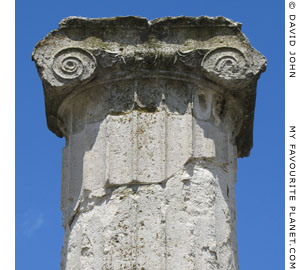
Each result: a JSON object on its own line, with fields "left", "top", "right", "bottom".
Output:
{"left": 33, "top": 16, "right": 266, "bottom": 270}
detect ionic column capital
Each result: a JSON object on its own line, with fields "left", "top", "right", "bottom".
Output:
{"left": 33, "top": 16, "right": 266, "bottom": 157}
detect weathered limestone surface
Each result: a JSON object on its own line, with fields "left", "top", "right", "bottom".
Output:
{"left": 33, "top": 16, "right": 266, "bottom": 270}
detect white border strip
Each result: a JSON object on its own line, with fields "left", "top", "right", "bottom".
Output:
{"left": 0, "top": 0, "right": 15, "bottom": 268}
{"left": 286, "top": 0, "right": 300, "bottom": 269}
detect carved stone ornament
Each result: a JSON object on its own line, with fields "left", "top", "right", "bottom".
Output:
{"left": 33, "top": 16, "right": 266, "bottom": 157}
{"left": 202, "top": 47, "right": 249, "bottom": 88}
{"left": 52, "top": 48, "right": 97, "bottom": 84}
{"left": 33, "top": 16, "right": 266, "bottom": 270}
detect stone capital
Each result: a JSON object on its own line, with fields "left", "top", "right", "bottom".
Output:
{"left": 33, "top": 16, "right": 266, "bottom": 157}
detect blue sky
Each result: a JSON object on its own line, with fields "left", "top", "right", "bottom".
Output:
{"left": 16, "top": 0, "right": 284, "bottom": 269}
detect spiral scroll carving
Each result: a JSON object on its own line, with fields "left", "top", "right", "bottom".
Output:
{"left": 52, "top": 48, "right": 97, "bottom": 82}
{"left": 201, "top": 47, "right": 250, "bottom": 88}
